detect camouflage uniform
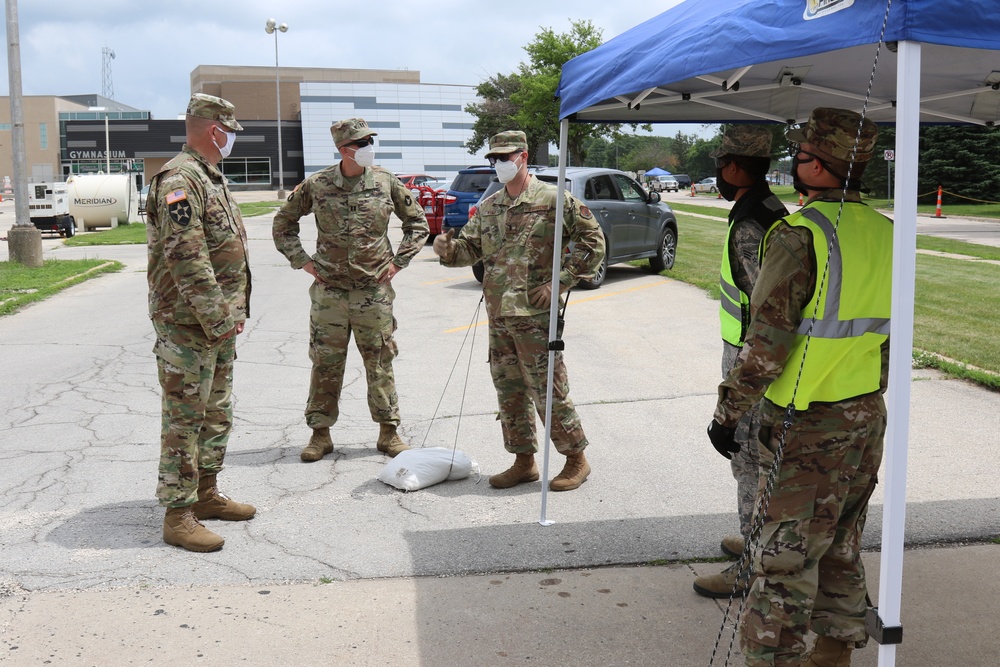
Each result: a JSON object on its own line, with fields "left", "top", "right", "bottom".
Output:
{"left": 272, "top": 121, "right": 428, "bottom": 430}
{"left": 146, "top": 98, "right": 249, "bottom": 509}
{"left": 439, "top": 174, "right": 605, "bottom": 454}
{"left": 715, "top": 187, "right": 891, "bottom": 665}
{"left": 723, "top": 182, "right": 788, "bottom": 540}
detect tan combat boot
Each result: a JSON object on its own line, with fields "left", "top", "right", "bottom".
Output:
{"left": 163, "top": 506, "right": 224, "bottom": 552}
{"left": 804, "top": 636, "right": 854, "bottom": 667}
{"left": 721, "top": 535, "right": 745, "bottom": 558}
{"left": 488, "top": 453, "right": 539, "bottom": 488}
{"left": 692, "top": 564, "right": 754, "bottom": 599}
{"left": 301, "top": 427, "right": 334, "bottom": 462}
{"left": 376, "top": 424, "right": 409, "bottom": 458}
{"left": 549, "top": 451, "right": 590, "bottom": 491}
{"left": 192, "top": 473, "right": 256, "bottom": 521}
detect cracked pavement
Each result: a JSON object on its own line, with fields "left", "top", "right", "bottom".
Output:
{"left": 1, "top": 204, "right": 998, "bottom": 598}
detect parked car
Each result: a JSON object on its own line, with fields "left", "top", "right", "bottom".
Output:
{"left": 693, "top": 177, "right": 718, "bottom": 193}
{"left": 648, "top": 174, "right": 679, "bottom": 192}
{"left": 442, "top": 166, "right": 496, "bottom": 236}
{"left": 673, "top": 174, "right": 693, "bottom": 189}
{"left": 397, "top": 173, "right": 436, "bottom": 189}
{"left": 468, "top": 167, "right": 678, "bottom": 289}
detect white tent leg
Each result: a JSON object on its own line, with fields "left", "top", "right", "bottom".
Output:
{"left": 538, "top": 118, "right": 571, "bottom": 527}
{"left": 877, "top": 38, "right": 921, "bottom": 667}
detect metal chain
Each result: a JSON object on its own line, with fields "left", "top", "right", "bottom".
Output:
{"left": 709, "top": 2, "right": 894, "bottom": 663}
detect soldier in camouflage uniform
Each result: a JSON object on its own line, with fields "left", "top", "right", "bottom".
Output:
{"left": 694, "top": 125, "right": 788, "bottom": 599}
{"left": 433, "top": 130, "right": 605, "bottom": 492}
{"left": 273, "top": 118, "right": 429, "bottom": 462}
{"left": 146, "top": 94, "right": 255, "bottom": 553}
{"left": 708, "top": 108, "right": 891, "bottom": 666}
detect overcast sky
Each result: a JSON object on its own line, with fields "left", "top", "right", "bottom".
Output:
{"left": 4, "top": 0, "right": 713, "bottom": 137}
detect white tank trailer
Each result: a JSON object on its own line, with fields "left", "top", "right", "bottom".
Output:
{"left": 66, "top": 174, "right": 140, "bottom": 231}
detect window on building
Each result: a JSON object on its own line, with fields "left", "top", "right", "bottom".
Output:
{"left": 40, "top": 122, "right": 48, "bottom": 149}
{"left": 218, "top": 157, "right": 271, "bottom": 185}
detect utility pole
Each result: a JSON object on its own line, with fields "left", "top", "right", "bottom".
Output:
{"left": 5, "top": 0, "right": 42, "bottom": 266}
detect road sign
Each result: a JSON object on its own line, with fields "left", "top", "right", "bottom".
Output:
{"left": 884, "top": 150, "right": 895, "bottom": 161}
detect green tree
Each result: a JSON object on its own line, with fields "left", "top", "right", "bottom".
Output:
{"left": 512, "top": 19, "right": 607, "bottom": 165}
{"left": 464, "top": 72, "right": 524, "bottom": 156}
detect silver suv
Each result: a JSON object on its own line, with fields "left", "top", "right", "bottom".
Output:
{"left": 469, "top": 167, "right": 678, "bottom": 289}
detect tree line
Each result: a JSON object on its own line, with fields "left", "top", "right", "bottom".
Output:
{"left": 464, "top": 20, "right": 1000, "bottom": 204}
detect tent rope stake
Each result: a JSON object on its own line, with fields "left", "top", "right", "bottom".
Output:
{"left": 709, "top": 1, "right": 896, "bottom": 663}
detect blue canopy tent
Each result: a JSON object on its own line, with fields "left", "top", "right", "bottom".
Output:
{"left": 532, "top": 1, "right": 1000, "bottom": 664}
{"left": 644, "top": 167, "right": 671, "bottom": 176}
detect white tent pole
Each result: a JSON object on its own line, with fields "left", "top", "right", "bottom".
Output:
{"left": 878, "top": 38, "right": 920, "bottom": 667}
{"left": 538, "top": 118, "right": 571, "bottom": 527}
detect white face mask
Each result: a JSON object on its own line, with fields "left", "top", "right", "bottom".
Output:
{"left": 494, "top": 154, "right": 521, "bottom": 184}
{"left": 352, "top": 143, "right": 375, "bottom": 167}
{"left": 214, "top": 129, "right": 236, "bottom": 159}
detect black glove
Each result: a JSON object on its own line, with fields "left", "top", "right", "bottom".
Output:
{"left": 707, "top": 419, "right": 739, "bottom": 459}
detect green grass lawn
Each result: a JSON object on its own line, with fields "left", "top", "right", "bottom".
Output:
{"left": 65, "top": 223, "right": 147, "bottom": 246}
{"left": 65, "top": 200, "right": 284, "bottom": 247}
{"left": 0, "top": 259, "right": 123, "bottom": 316}
{"left": 656, "top": 212, "right": 1000, "bottom": 387}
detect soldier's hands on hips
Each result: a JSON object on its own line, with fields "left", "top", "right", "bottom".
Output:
{"left": 707, "top": 419, "right": 739, "bottom": 459}
{"left": 378, "top": 263, "right": 400, "bottom": 284}
{"left": 302, "top": 261, "right": 323, "bottom": 283}
{"left": 528, "top": 282, "right": 554, "bottom": 309}
{"left": 432, "top": 229, "right": 456, "bottom": 260}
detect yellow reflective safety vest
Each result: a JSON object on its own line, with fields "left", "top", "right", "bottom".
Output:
{"left": 719, "top": 234, "right": 750, "bottom": 346}
{"left": 763, "top": 202, "right": 893, "bottom": 410}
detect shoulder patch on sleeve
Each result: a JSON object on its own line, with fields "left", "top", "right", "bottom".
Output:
{"left": 165, "top": 189, "right": 187, "bottom": 205}
{"left": 168, "top": 198, "right": 193, "bottom": 226}
{"left": 579, "top": 205, "right": 593, "bottom": 219}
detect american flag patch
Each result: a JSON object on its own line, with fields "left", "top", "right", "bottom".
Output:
{"left": 165, "top": 189, "right": 187, "bottom": 204}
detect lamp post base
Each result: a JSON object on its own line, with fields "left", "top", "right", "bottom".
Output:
{"left": 6, "top": 225, "right": 44, "bottom": 267}
{"left": 277, "top": 190, "right": 286, "bottom": 201}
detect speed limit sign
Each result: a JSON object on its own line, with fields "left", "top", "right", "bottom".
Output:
{"left": 884, "top": 150, "right": 895, "bottom": 161}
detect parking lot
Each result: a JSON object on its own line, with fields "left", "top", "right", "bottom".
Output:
{"left": 1, "top": 197, "right": 998, "bottom": 664}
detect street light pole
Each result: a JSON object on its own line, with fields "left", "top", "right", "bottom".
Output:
{"left": 265, "top": 18, "right": 288, "bottom": 199}
{"left": 5, "top": 0, "right": 43, "bottom": 266}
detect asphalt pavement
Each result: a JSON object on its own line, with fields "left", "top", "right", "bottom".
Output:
{"left": 1, "top": 193, "right": 998, "bottom": 666}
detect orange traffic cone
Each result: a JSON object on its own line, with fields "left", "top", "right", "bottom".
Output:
{"left": 798, "top": 192, "right": 804, "bottom": 207}
{"left": 933, "top": 185, "right": 946, "bottom": 218}
{"left": 690, "top": 185, "right": 696, "bottom": 197}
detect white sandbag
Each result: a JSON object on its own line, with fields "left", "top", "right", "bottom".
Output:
{"left": 377, "top": 447, "right": 479, "bottom": 491}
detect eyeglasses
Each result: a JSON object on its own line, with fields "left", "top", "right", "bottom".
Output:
{"left": 487, "top": 152, "right": 521, "bottom": 166}
{"left": 712, "top": 156, "right": 732, "bottom": 169}
{"left": 345, "top": 137, "right": 375, "bottom": 149}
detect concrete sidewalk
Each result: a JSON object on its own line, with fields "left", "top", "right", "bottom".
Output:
{"left": 1, "top": 544, "right": 995, "bottom": 665}
{"left": 1, "top": 191, "right": 998, "bottom": 666}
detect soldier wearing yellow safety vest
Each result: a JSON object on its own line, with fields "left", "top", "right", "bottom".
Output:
{"left": 694, "top": 125, "right": 788, "bottom": 601}
{"left": 708, "top": 108, "right": 892, "bottom": 667}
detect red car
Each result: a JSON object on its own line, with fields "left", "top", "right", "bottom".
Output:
{"left": 397, "top": 174, "right": 435, "bottom": 189}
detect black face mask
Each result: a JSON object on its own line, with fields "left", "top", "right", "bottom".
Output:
{"left": 715, "top": 167, "right": 741, "bottom": 202}
{"left": 791, "top": 153, "right": 821, "bottom": 196}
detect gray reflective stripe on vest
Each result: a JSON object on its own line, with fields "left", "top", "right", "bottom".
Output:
{"left": 719, "top": 277, "right": 743, "bottom": 318}
{"left": 796, "top": 207, "right": 890, "bottom": 339}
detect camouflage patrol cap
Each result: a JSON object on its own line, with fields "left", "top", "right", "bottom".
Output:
{"left": 786, "top": 107, "right": 878, "bottom": 162}
{"left": 331, "top": 118, "right": 377, "bottom": 147}
{"left": 186, "top": 93, "right": 242, "bottom": 131}
{"left": 486, "top": 130, "right": 528, "bottom": 157}
{"left": 710, "top": 125, "right": 773, "bottom": 159}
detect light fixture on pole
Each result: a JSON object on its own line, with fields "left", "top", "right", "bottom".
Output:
{"left": 265, "top": 18, "right": 288, "bottom": 199}
{"left": 88, "top": 106, "right": 110, "bottom": 173}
